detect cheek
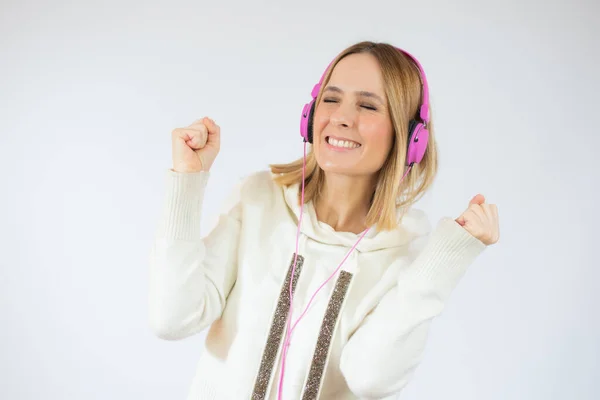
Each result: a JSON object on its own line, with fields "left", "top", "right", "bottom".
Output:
{"left": 359, "top": 119, "right": 394, "bottom": 150}
{"left": 312, "top": 108, "right": 329, "bottom": 139}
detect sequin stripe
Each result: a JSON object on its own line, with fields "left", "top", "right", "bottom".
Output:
{"left": 251, "top": 253, "right": 305, "bottom": 400}
{"left": 301, "top": 270, "right": 353, "bottom": 400}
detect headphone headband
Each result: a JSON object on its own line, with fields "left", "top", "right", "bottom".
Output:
{"left": 310, "top": 46, "right": 430, "bottom": 124}
{"left": 396, "top": 47, "right": 430, "bottom": 124}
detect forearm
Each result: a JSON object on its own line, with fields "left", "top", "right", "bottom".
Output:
{"left": 341, "top": 218, "right": 486, "bottom": 398}
{"left": 148, "top": 169, "right": 241, "bottom": 340}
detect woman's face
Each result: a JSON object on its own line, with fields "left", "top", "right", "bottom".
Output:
{"left": 313, "top": 53, "right": 395, "bottom": 177}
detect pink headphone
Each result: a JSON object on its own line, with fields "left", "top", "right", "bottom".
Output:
{"left": 299, "top": 46, "right": 430, "bottom": 167}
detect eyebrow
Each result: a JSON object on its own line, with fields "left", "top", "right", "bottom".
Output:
{"left": 323, "top": 85, "right": 385, "bottom": 104}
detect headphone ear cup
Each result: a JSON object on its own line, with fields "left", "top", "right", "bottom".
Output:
{"left": 300, "top": 100, "right": 315, "bottom": 143}
{"left": 407, "top": 119, "right": 417, "bottom": 138}
{"left": 405, "top": 121, "right": 429, "bottom": 166}
{"left": 306, "top": 102, "right": 316, "bottom": 143}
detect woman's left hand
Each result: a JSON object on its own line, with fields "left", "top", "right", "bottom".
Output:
{"left": 455, "top": 194, "right": 500, "bottom": 246}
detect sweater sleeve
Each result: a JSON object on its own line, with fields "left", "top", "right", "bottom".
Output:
{"left": 339, "top": 217, "right": 487, "bottom": 399}
{"left": 148, "top": 169, "right": 243, "bottom": 340}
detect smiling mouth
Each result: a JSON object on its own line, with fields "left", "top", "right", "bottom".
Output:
{"left": 325, "top": 136, "right": 362, "bottom": 149}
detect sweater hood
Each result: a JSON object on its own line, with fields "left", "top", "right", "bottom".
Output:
{"left": 282, "top": 181, "right": 432, "bottom": 253}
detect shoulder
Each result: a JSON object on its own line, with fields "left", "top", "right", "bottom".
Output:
{"left": 237, "top": 169, "right": 277, "bottom": 190}
{"left": 397, "top": 206, "right": 433, "bottom": 237}
{"left": 233, "top": 169, "right": 282, "bottom": 207}
{"left": 385, "top": 206, "right": 434, "bottom": 253}
{"left": 207, "top": 170, "right": 281, "bottom": 229}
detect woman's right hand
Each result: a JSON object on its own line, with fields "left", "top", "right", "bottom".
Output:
{"left": 171, "top": 117, "right": 221, "bottom": 173}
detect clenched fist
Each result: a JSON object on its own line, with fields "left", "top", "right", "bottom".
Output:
{"left": 171, "top": 117, "right": 221, "bottom": 173}
{"left": 455, "top": 194, "right": 500, "bottom": 246}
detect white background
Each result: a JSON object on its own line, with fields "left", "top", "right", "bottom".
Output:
{"left": 1, "top": 0, "right": 598, "bottom": 398}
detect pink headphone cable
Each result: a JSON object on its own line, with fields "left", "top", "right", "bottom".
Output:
{"left": 276, "top": 142, "right": 412, "bottom": 399}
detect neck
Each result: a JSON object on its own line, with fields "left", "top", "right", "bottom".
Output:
{"left": 313, "top": 172, "right": 377, "bottom": 234}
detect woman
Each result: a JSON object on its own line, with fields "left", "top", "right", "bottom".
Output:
{"left": 149, "top": 41, "right": 500, "bottom": 399}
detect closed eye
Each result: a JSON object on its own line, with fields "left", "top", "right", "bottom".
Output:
{"left": 323, "top": 98, "right": 377, "bottom": 111}
{"left": 361, "top": 104, "right": 377, "bottom": 111}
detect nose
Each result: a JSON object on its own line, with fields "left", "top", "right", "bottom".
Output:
{"left": 329, "top": 101, "right": 355, "bottom": 128}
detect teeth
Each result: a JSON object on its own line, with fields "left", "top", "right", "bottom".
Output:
{"left": 327, "top": 137, "right": 361, "bottom": 149}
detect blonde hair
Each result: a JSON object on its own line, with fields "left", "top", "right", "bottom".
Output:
{"left": 270, "top": 41, "right": 439, "bottom": 231}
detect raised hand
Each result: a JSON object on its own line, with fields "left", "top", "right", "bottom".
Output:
{"left": 171, "top": 117, "right": 221, "bottom": 173}
{"left": 455, "top": 194, "right": 500, "bottom": 246}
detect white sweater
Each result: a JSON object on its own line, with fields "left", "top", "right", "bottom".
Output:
{"left": 148, "top": 169, "right": 486, "bottom": 399}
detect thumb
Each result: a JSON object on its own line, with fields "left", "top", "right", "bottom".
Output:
{"left": 203, "top": 117, "right": 221, "bottom": 148}
{"left": 456, "top": 194, "right": 485, "bottom": 226}
{"left": 470, "top": 194, "right": 485, "bottom": 206}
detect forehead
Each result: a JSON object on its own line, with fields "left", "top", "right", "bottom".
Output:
{"left": 327, "top": 53, "right": 385, "bottom": 94}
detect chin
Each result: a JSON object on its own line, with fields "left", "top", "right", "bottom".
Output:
{"left": 319, "top": 165, "right": 359, "bottom": 176}
{"left": 315, "top": 157, "right": 374, "bottom": 177}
